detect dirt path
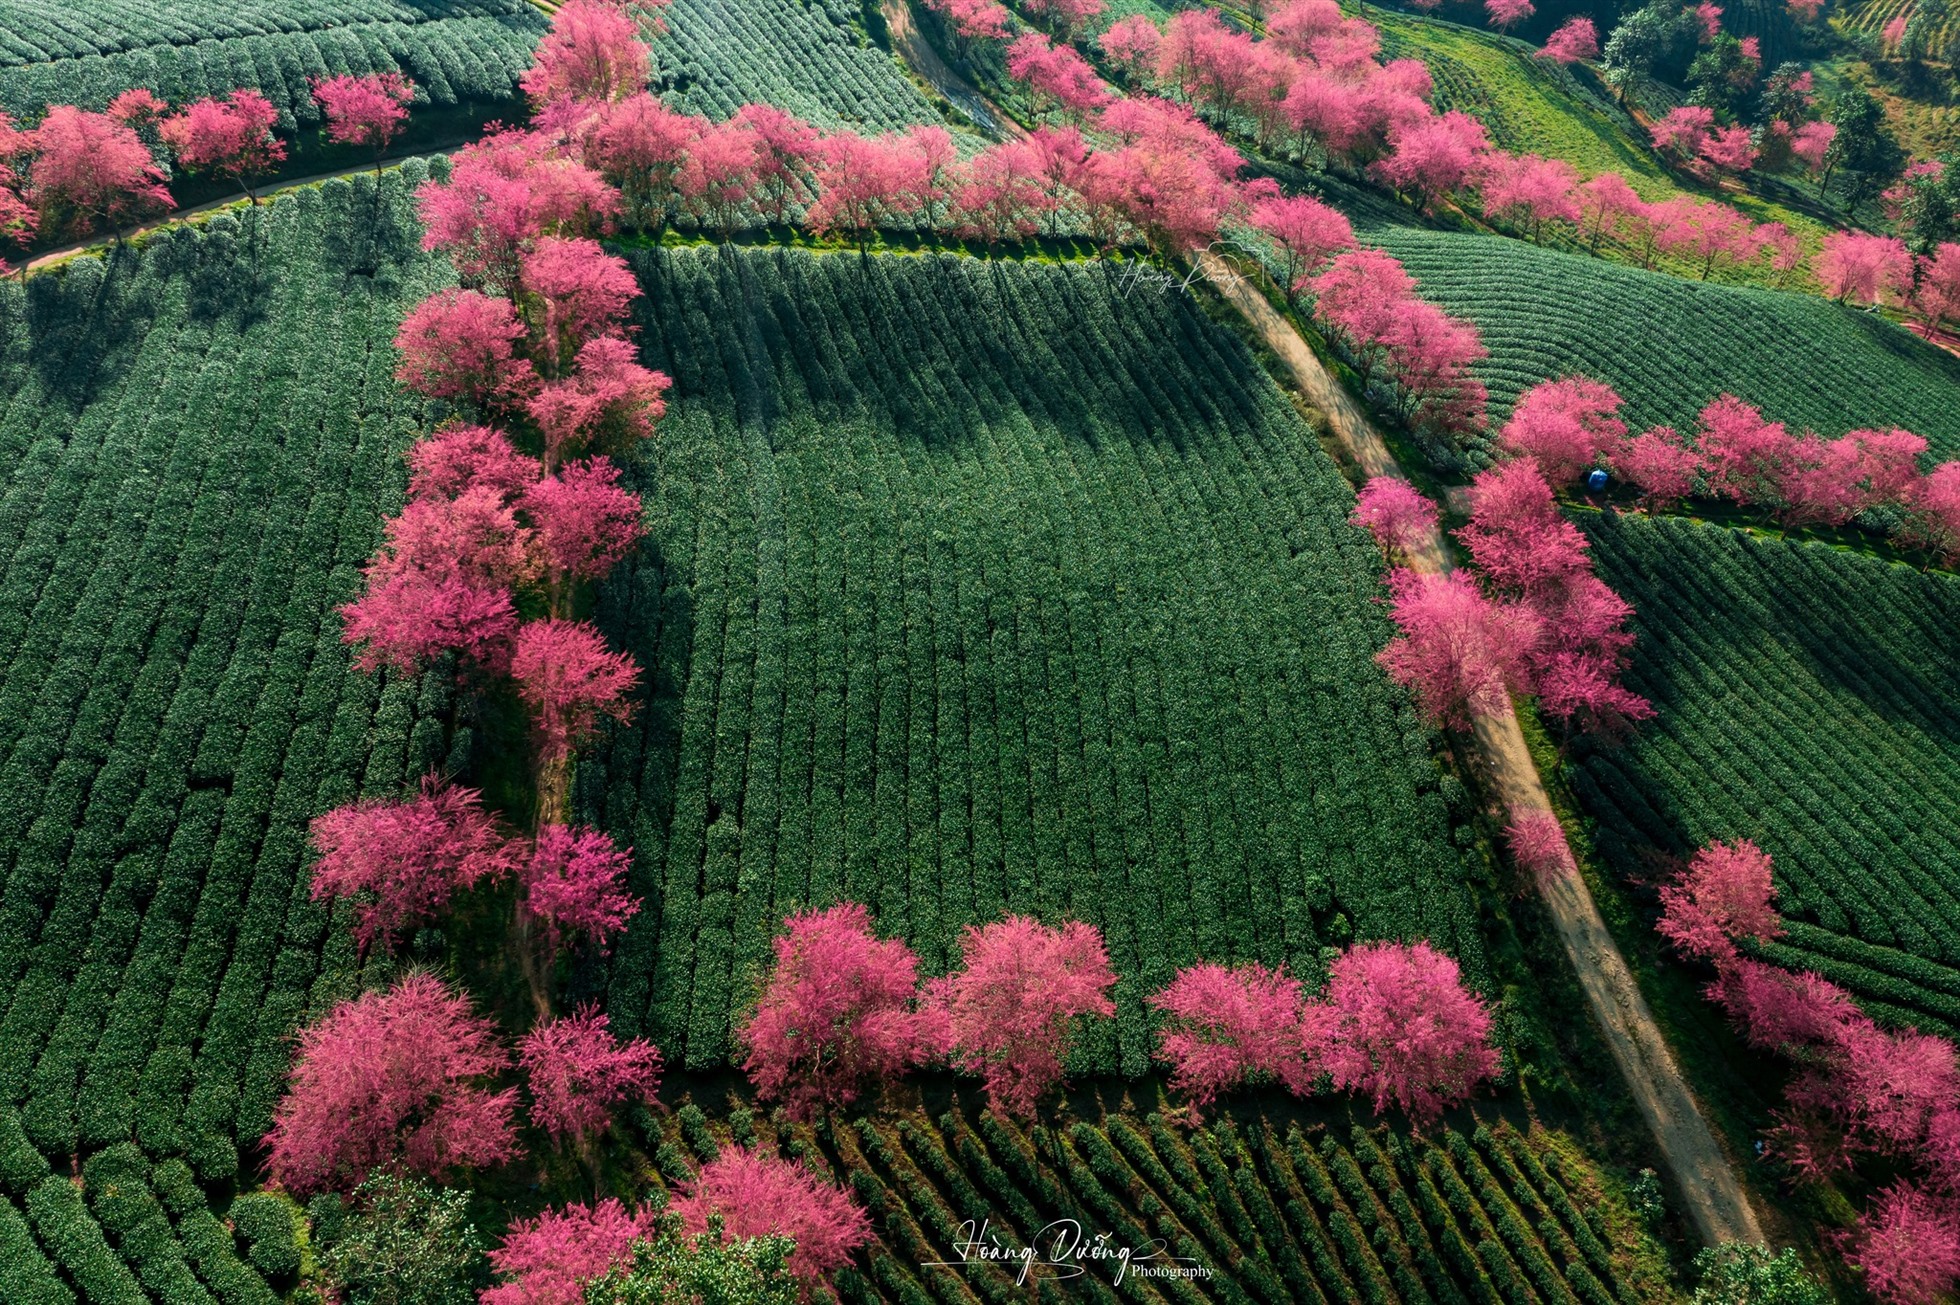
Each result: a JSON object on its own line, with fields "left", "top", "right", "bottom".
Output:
{"left": 881, "top": 0, "right": 1024, "bottom": 140}
{"left": 1197, "top": 249, "right": 1764, "bottom": 1250}
{"left": 22, "top": 147, "right": 460, "bottom": 277}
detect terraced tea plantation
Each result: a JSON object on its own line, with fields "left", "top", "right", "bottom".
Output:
{"left": 593, "top": 243, "right": 1486, "bottom": 1075}
{"left": 1369, "top": 13, "right": 1829, "bottom": 279}
{"left": 645, "top": 1092, "right": 1677, "bottom": 1305}
{"left": 0, "top": 0, "right": 549, "bottom": 124}
{"left": 1572, "top": 510, "right": 1960, "bottom": 1038}
{"left": 1374, "top": 225, "right": 1960, "bottom": 457}
{"left": 656, "top": 0, "right": 940, "bottom": 128}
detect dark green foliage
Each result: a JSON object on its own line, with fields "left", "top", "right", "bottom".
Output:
{"left": 25, "top": 1173, "right": 147, "bottom": 1305}
{"left": 228, "top": 1190, "right": 301, "bottom": 1279}
{"left": 1571, "top": 511, "right": 1960, "bottom": 1035}
{"left": 1691, "top": 1243, "right": 1829, "bottom": 1305}
{"left": 1822, "top": 87, "right": 1907, "bottom": 214}
{"left": 1372, "top": 225, "right": 1960, "bottom": 460}
{"left": 586, "top": 1217, "right": 799, "bottom": 1305}
{"left": 313, "top": 1174, "right": 488, "bottom": 1305}
{"left": 0, "top": 0, "right": 549, "bottom": 126}
{"left": 594, "top": 243, "right": 1483, "bottom": 1073}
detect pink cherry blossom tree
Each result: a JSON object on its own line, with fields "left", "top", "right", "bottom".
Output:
{"left": 1378, "top": 296, "right": 1489, "bottom": 439}
{"left": 527, "top": 335, "right": 672, "bottom": 467}
{"left": 806, "top": 130, "right": 919, "bottom": 246}
{"left": 159, "top": 89, "right": 286, "bottom": 203}
{"left": 1456, "top": 458, "right": 1592, "bottom": 597}
{"left": 1245, "top": 192, "right": 1355, "bottom": 301}
{"left": 1100, "top": 15, "right": 1164, "bottom": 80}
{"left": 1699, "top": 124, "right": 1758, "bottom": 176}
{"left": 522, "top": 823, "right": 640, "bottom": 959}
{"left": 952, "top": 139, "right": 1053, "bottom": 245}
{"left": 263, "top": 973, "right": 518, "bottom": 1196}
{"left": 520, "top": 0, "right": 659, "bottom": 110}
{"left": 1851, "top": 1184, "right": 1960, "bottom": 1305}
{"left": 1650, "top": 105, "right": 1716, "bottom": 162}
{"left": 1475, "top": 151, "right": 1580, "bottom": 240}
{"left": 1791, "top": 119, "right": 1836, "bottom": 173}
{"left": 1500, "top": 376, "right": 1628, "bottom": 483}
{"left": 1656, "top": 837, "right": 1783, "bottom": 967}
{"left": 525, "top": 456, "right": 644, "bottom": 611}
{"left": 1375, "top": 110, "right": 1489, "bottom": 210}
{"left": 308, "top": 778, "right": 521, "bottom": 951}
{"left": 1350, "top": 476, "right": 1440, "bottom": 558}
{"left": 312, "top": 72, "right": 416, "bottom": 175}
{"left": 927, "top": 915, "right": 1118, "bottom": 1115}
{"left": 739, "top": 902, "right": 939, "bottom": 1118}
{"left": 1617, "top": 425, "right": 1700, "bottom": 509}
{"left": 588, "top": 94, "right": 700, "bottom": 230}
{"left": 670, "top": 1149, "right": 873, "bottom": 1293}
{"left": 1305, "top": 940, "right": 1500, "bottom": 1126}
{"left": 1817, "top": 230, "right": 1912, "bottom": 306}
{"left": 1898, "top": 461, "right": 1960, "bottom": 565}
{"left": 417, "top": 129, "right": 619, "bottom": 292}
{"left": 1575, "top": 171, "right": 1643, "bottom": 251}
{"left": 1376, "top": 567, "right": 1539, "bottom": 729}
{"left": 1779, "top": 433, "right": 1868, "bottom": 528}
{"left": 1912, "top": 242, "right": 1960, "bottom": 334}
{"left": 1537, "top": 17, "right": 1599, "bottom": 62}
{"left": 1150, "top": 962, "right": 1312, "bottom": 1105}
{"left": 1486, "top": 0, "right": 1534, "bottom": 27}
{"left": 1007, "top": 34, "right": 1112, "bottom": 119}
{"left": 1707, "top": 957, "right": 1861, "bottom": 1052}
{"left": 519, "top": 1004, "right": 662, "bottom": 1145}
{"left": 731, "top": 102, "right": 820, "bottom": 225}
{"left": 928, "top": 0, "right": 1012, "bottom": 55}
{"left": 1654, "top": 198, "right": 1761, "bottom": 280}
{"left": 394, "top": 289, "right": 537, "bottom": 409}
{"left": 522, "top": 235, "right": 640, "bottom": 374}
{"left": 1311, "top": 247, "right": 1416, "bottom": 381}
{"left": 26, "top": 105, "right": 173, "bottom": 239}
{"left": 485, "top": 1199, "right": 655, "bottom": 1305}
{"left": 105, "top": 89, "right": 168, "bottom": 129}
{"left": 511, "top": 620, "right": 640, "bottom": 820}
{"left": 1697, "top": 393, "right": 1796, "bottom": 508}
{"left": 1504, "top": 808, "right": 1575, "bottom": 887}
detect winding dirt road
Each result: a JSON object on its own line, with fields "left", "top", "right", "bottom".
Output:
{"left": 1197, "top": 250, "right": 1763, "bottom": 1249}
{"left": 881, "top": 0, "right": 1023, "bottom": 140}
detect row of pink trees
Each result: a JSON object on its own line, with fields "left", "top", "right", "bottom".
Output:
{"left": 738, "top": 903, "right": 1500, "bottom": 1127}
{"left": 1362, "top": 457, "right": 1653, "bottom": 738}
{"left": 1656, "top": 840, "right": 1960, "bottom": 1304}
{"left": 1499, "top": 375, "right": 1960, "bottom": 563}
{"left": 0, "top": 73, "right": 415, "bottom": 269}
{"left": 280, "top": 0, "right": 671, "bottom": 1220}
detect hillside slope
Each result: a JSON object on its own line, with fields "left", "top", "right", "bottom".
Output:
{"left": 1372, "top": 225, "right": 1960, "bottom": 457}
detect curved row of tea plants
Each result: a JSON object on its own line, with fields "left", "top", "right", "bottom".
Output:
{"left": 655, "top": 0, "right": 941, "bottom": 129}
{"left": 0, "top": 0, "right": 547, "bottom": 125}
{"left": 640, "top": 1090, "right": 1678, "bottom": 1305}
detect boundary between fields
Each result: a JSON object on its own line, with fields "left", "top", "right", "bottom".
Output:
{"left": 1196, "top": 250, "right": 1765, "bottom": 1250}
